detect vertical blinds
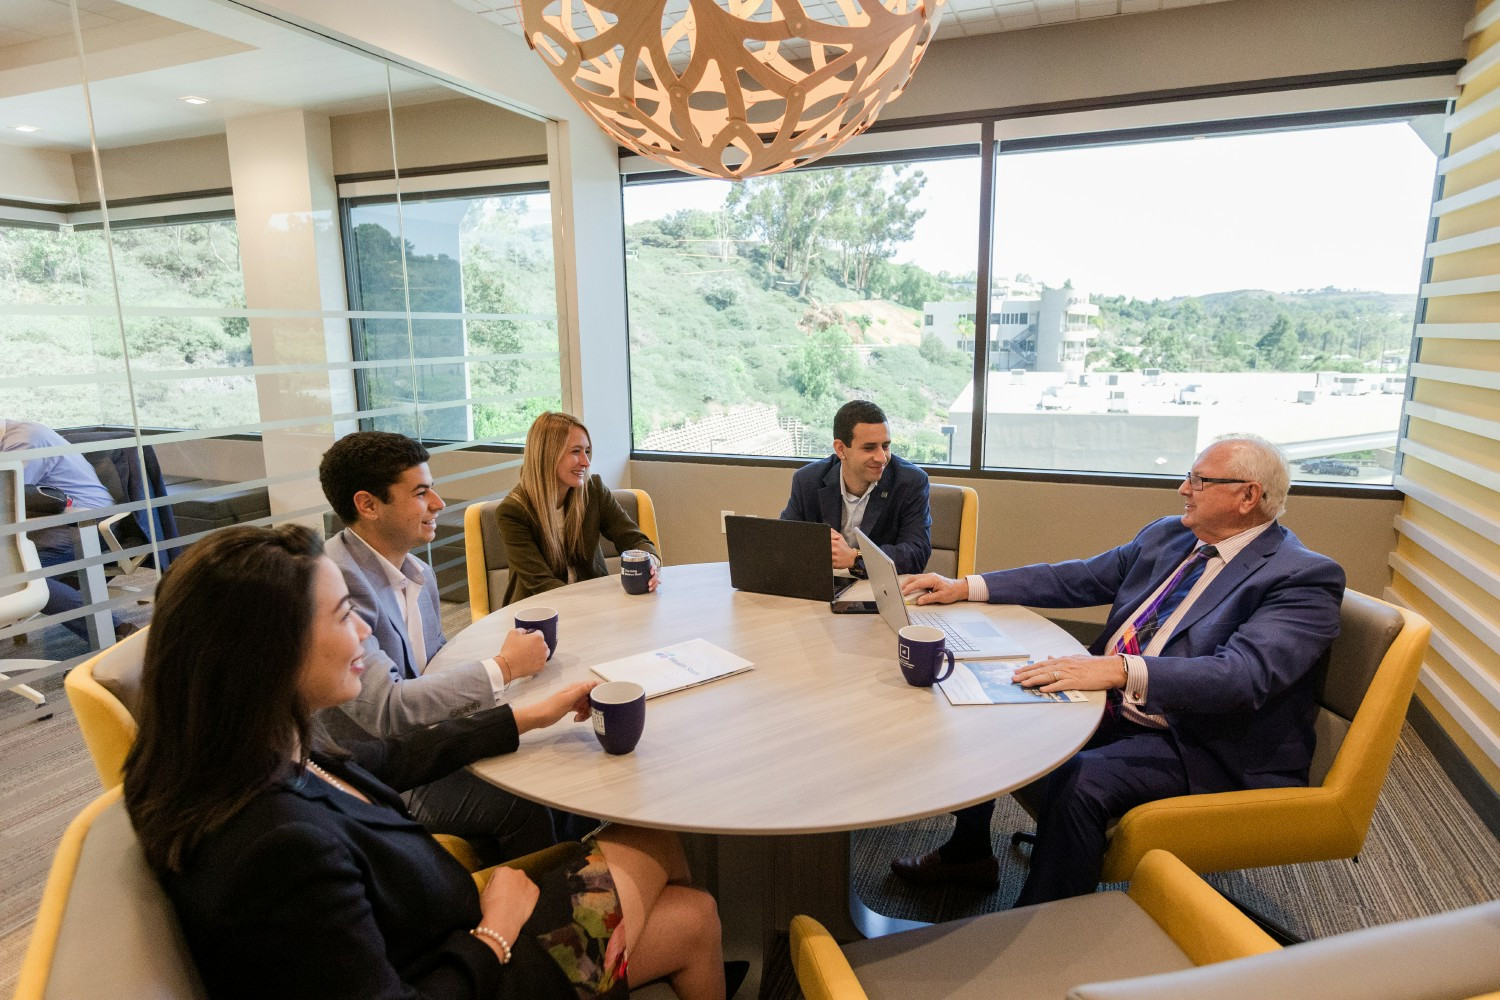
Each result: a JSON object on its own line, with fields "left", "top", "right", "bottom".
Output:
{"left": 1392, "top": 0, "right": 1500, "bottom": 792}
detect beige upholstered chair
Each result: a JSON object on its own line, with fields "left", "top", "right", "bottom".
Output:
{"left": 65, "top": 628, "right": 486, "bottom": 872}
{"left": 791, "top": 849, "right": 1500, "bottom": 1000}
{"left": 924, "top": 483, "right": 978, "bottom": 578}
{"left": 465, "top": 488, "right": 662, "bottom": 623}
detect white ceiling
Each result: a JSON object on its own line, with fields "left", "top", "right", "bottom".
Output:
{"left": 0, "top": 0, "right": 1238, "bottom": 155}
{"left": 0, "top": 0, "right": 447, "bottom": 153}
{"left": 449, "top": 0, "right": 1237, "bottom": 43}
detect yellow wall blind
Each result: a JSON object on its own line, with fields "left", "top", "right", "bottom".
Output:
{"left": 1392, "top": 0, "right": 1500, "bottom": 793}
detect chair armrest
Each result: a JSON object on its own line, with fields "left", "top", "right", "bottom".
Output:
{"left": 790, "top": 915, "right": 869, "bottom": 1000}
{"left": 1102, "top": 785, "right": 1362, "bottom": 882}
{"left": 1126, "top": 850, "right": 1278, "bottom": 965}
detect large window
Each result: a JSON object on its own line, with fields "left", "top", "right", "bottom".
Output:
{"left": 0, "top": 218, "right": 248, "bottom": 430}
{"left": 624, "top": 154, "right": 980, "bottom": 464}
{"left": 975, "top": 120, "right": 1438, "bottom": 483}
{"left": 345, "top": 187, "right": 560, "bottom": 445}
{"left": 625, "top": 116, "right": 1439, "bottom": 483}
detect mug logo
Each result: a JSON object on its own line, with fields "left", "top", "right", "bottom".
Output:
{"left": 591, "top": 708, "right": 606, "bottom": 734}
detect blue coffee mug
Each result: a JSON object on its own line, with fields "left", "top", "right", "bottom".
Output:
{"left": 590, "top": 681, "right": 646, "bottom": 755}
{"left": 898, "top": 624, "right": 955, "bottom": 687}
{"left": 514, "top": 606, "right": 558, "bottom": 660}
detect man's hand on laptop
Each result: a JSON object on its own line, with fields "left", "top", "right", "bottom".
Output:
{"left": 497, "top": 628, "right": 548, "bottom": 683}
{"left": 830, "top": 529, "right": 858, "bottom": 570}
{"left": 901, "top": 573, "right": 967, "bottom": 605}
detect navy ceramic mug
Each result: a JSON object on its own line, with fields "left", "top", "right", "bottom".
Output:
{"left": 898, "top": 624, "right": 955, "bottom": 687}
{"left": 590, "top": 681, "right": 646, "bottom": 754}
{"left": 514, "top": 606, "right": 559, "bottom": 660}
{"left": 620, "top": 549, "right": 652, "bottom": 595}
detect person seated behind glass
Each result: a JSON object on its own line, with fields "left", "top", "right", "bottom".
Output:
{"left": 496, "top": 411, "right": 659, "bottom": 605}
{"left": 1, "top": 417, "right": 130, "bottom": 642}
{"left": 122, "top": 524, "right": 725, "bottom": 1000}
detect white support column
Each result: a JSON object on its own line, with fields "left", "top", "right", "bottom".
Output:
{"left": 224, "top": 110, "right": 357, "bottom": 522}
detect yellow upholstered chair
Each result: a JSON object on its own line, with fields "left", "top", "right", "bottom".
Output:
{"left": 791, "top": 850, "right": 1279, "bottom": 1000}
{"left": 15, "top": 786, "right": 205, "bottom": 1000}
{"left": 1096, "top": 590, "right": 1429, "bottom": 882}
{"left": 465, "top": 488, "right": 663, "bottom": 623}
{"left": 64, "top": 627, "right": 485, "bottom": 872}
{"left": 17, "top": 790, "right": 651, "bottom": 1000}
{"left": 925, "top": 483, "right": 978, "bottom": 578}
{"left": 793, "top": 848, "right": 1500, "bottom": 1000}
{"left": 65, "top": 630, "right": 146, "bottom": 788}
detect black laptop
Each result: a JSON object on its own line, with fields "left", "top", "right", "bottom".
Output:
{"left": 725, "top": 516, "right": 855, "bottom": 602}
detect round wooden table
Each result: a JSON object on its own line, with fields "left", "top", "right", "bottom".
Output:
{"left": 432, "top": 562, "right": 1101, "bottom": 942}
{"left": 436, "top": 562, "right": 1101, "bottom": 833}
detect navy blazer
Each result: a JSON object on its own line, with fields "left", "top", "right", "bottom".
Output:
{"left": 981, "top": 516, "right": 1344, "bottom": 793}
{"left": 781, "top": 453, "right": 932, "bottom": 574}
{"left": 160, "top": 707, "right": 575, "bottom": 1000}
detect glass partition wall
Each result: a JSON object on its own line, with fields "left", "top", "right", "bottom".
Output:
{"left": 0, "top": 1, "right": 561, "bottom": 728}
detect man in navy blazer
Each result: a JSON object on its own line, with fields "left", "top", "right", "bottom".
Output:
{"left": 891, "top": 435, "right": 1344, "bottom": 905}
{"left": 319, "top": 431, "right": 554, "bottom": 863}
{"left": 781, "top": 399, "right": 931, "bottom": 577}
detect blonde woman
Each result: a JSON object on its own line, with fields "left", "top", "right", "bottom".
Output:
{"left": 498, "top": 412, "right": 659, "bottom": 605}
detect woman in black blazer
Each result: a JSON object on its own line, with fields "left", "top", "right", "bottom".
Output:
{"left": 122, "top": 524, "right": 725, "bottom": 1000}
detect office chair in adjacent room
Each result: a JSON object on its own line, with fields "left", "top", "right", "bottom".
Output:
{"left": 1, "top": 460, "right": 53, "bottom": 709}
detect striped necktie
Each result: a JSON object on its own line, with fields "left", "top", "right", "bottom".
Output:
{"left": 1114, "top": 545, "right": 1218, "bottom": 656}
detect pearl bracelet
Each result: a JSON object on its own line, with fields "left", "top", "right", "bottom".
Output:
{"left": 470, "top": 926, "right": 512, "bottom": 964}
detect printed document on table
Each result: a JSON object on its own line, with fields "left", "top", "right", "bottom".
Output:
{"left": 590, "top": 638, "right": 754, "bottom": 699}
{"left": 939, "top": 661, "right": 1087, "bottom": 706}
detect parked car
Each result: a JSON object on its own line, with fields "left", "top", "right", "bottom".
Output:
{"left": 1301, "top": 458, "right": 1361, "bottom": 476}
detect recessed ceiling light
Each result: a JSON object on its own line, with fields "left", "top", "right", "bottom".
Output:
{"left": 12, "top": 125, "right": 41, "bottom": 133}
{"left": 179, "top": 96, "right": 210, "bottom": 105}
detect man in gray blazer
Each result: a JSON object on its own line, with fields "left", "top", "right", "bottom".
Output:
{"left": 319, "top": 431, "right": 552, "bottom": 863}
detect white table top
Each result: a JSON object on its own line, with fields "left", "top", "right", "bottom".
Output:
{"left": 433, "top": 562, "right": 1101, "bottom": 836}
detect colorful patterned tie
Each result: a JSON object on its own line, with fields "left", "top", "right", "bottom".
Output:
{"left": 1114, "top": 545, "right": 1218, "bottom": 656}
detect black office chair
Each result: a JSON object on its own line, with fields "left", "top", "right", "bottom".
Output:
{"left": 56, "top": 429, "right": 180, "bottom": 576}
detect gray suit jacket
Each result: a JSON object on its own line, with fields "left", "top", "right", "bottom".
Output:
{"left": 322, "top": 529, "right": 497, "bottom": 741}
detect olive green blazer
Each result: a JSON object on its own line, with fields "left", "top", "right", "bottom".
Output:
{"left": 495, "top": 475, "right": 656, "bottom": 606}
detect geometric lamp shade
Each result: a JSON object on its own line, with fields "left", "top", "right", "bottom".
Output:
{"left": 520, "top": 0, "right": 945, "bottom": 180}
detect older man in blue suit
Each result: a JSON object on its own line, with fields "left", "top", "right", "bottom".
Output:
{"left": 781, "top": 399, "right": 931, "bottom": 577}
{"left": 891, "top": 435, "right": 1344, "bottom": 905}
{"left": 318, "top": 431, "right": 553, "bottom": 863}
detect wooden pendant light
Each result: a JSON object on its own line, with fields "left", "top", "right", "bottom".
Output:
{"left": 519, "top": 0, "right": 944, "bottom": 180}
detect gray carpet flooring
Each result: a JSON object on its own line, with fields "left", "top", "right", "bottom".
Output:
{"left": 4, "top": 590, "right": 1498, "bottom": 999}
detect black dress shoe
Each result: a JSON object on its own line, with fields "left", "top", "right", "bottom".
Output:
{"left": 724, "top": 959, "right": 749, "bottom": 1000}
{"left": 890, "top": 849, "right": 1001, "bottom": 889}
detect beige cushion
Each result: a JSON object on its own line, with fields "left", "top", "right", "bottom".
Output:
{"left": 843, "top": 891, "right": 1193, "bottom": 1000}
{"left": 924, "top": 483, "right": 964, "bottom": 577}
{"left": 90, "top": 633, "right": 148, "bottom": 719}
{"left": 1069, "top": 901, "right": 1500, "bottom": 1000}
{"left": 1308, "top": 590, "right": 1405, "bottom": 784}
{"left": 45, "top": 798, "right": 205, "bottom": 1000}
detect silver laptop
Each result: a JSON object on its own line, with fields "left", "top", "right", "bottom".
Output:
{"left": 855, "top": 528, "right": 1027, "bottom": 660}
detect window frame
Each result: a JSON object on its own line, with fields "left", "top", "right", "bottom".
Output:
{"left": 338, "top": 173, "right": 556, "bottom": 454}
{"left": 619, "top": 99, "right": 1449, "bottom": 500}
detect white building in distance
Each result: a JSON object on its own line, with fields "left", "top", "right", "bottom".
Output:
{"left": 923, "top": 286, "right": 1100, "bottom": 375}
